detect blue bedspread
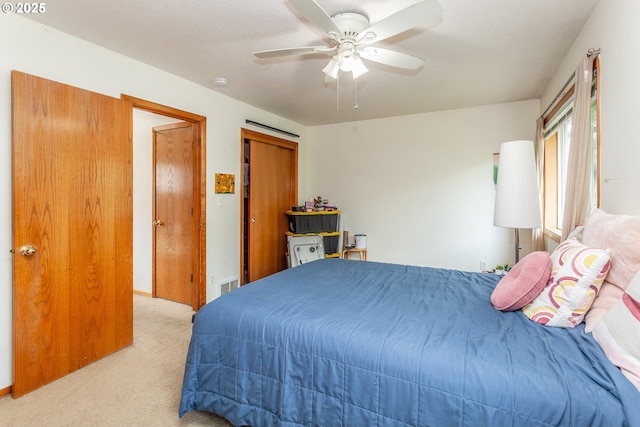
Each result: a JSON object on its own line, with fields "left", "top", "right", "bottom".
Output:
{"left": 179, "top": 259, "right": 640, "bottom": 427}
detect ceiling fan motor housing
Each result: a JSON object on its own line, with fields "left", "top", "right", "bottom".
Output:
{"left": 332, "top": 13, "right": 370, "bottom": 40}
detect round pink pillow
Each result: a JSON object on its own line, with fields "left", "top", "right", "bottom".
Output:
{"left": 491, "top": 251, "right": 552, "bottom": 311}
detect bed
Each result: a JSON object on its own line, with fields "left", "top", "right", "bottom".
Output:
{"left": 179, "top": 257, "right": 640, "bottom": 426}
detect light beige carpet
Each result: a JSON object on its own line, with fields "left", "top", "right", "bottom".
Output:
{"left": 0, "top": 294, "right": 234, "bottom": 427}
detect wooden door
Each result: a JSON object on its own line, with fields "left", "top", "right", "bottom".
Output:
{"left": 11, "top": 71, "right": 133, "bottom": 397}
{"left": 243, "top": 129, "right": 298, "bottom": 283}
{"left": 123, "top": 94, "right": 207, "bottom": 311}
{"left": 153, "top": 122, "right": 195, "bottom": 306}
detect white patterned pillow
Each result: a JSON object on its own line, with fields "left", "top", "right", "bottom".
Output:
{"left": 592, "top": 270, "right": 640, "bottom": 392}
{"left": 522, "top": 238, "right": 611, "bottom": 328}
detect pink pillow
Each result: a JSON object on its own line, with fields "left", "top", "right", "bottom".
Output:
{"left": 491, "top": 251, "right": 552, "bottom": 311}
{"left": 583, "top": 209, "right": 640, "bottom": 331}
{"left": 592, "top": 270, "right": 640, "bottom": 392}
{"left": 583, "top": 209, "right": 640, "bottom": 290}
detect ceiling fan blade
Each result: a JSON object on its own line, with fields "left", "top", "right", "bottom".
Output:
{"left": 358, "top": 0, "right": 443, "bottom": 44}
{"left": 255, "top": 46, "right": 335, "bottom": 58}
{"left": 360, "top": 47, "right": 424, "bottom": 70}
{"left": 289, "top": 0, "right": 341, "bottom": 35}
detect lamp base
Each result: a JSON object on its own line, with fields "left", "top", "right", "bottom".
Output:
{"left": 514, "top": 228, "right": 521, "bottom": 264}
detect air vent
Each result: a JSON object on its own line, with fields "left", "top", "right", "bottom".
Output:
{"left": 219, "top": 277, "right": 240, "bottom": 296}
{"left": 220, "top": 282, "right": 230, "bottom": 295}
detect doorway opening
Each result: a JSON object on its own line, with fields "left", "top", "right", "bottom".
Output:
{"left": 123, "top": 95, "right": 207, "bottom": 311}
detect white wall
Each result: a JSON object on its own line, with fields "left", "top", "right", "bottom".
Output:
{"left": 307, "top": 100, "right": 540, "bottom": 271}
{"left": 0, "top": 14, "right": 308, "bottom": 390}
{"left": 540, "top": 0, "right": 640, "bottom": 216}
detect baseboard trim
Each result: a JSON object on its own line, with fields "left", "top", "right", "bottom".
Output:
{"left": 0, "top": 385, "right": 11, "bottom": 397}
{"left": 133, "top": 290, "right": 152, "bottom": 298}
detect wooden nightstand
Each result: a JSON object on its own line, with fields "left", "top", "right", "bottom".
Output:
{"left": 341, "top": 231, "right": 367, "bottom": 261}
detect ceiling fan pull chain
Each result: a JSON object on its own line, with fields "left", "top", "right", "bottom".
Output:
{"left": 336, "top": 72, "right": 340, "bottom": 111}
{"left": 354, "top": 78, "right": 359, "bottom": 110}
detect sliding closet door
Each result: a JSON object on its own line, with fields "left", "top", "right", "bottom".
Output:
{"left": 243, "top": 129, "right": 298, "bottom": 283}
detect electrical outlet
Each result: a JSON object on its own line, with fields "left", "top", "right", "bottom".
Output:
{"left": 480, "top": 260, "right": 488, "bottom": 271}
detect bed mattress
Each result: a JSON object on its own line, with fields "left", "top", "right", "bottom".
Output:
{"left": 180, "top": 259, "right": 640, "bottom": 426}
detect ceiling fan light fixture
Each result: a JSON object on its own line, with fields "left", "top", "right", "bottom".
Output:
{"left": 322, "top": 57, "right": 340, "bottom": 79}
{"left": 324, "top": 52, "right": 368, "bottom": 80}
{"left": 351, "top": 57, "right": 369, "bottom": 79}
{"left": 338, "top": 51, "right": 355, "bottom": 72}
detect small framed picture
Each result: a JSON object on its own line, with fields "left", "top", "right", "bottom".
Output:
{"left": 215, "top": 173, "right": 235, "bottom": 194}
{"left": 304, "top": 201, "right": 314, "bottom": 211}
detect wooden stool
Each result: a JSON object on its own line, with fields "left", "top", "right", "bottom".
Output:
{"left": 341, "top": 231, "right": 367, "bottom": 261}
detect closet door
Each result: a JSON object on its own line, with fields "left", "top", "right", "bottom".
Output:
{"left": 243, "top": 129, "right": 298, "bottom": 283}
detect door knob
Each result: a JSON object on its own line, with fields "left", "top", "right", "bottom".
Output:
{"left": 19, "top": 244, "right": 37, "bottom": 257}
{"left": 153, "top": 220, "right": 165, "bottom": 227}
{"left": 251, "top": 218, "right": 256, "bottom": 223}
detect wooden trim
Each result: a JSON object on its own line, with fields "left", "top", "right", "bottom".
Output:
{"left": 594, "top": 56, "right": 601, "bottom": 208}
{"left": 122, "top": 94, "right": 207, "bottom": 311}
{"left": 197, "top": 120, "right": 207, "bottom": 309}
{"left": 544, "top": 228, "right": 561, "bottom": 243}
{"left": 151, "top": 124, "right": 157, "bottom": 299}
{"left": 153, "top": 121, "right": 193, "bottom": 131}
{"left": 241, "top": 128, "right": 299, "bottom": 150}
{"left": 543, "top": 134, "right": 558, "bottom": 232}
{"left": 543, "top": 87, "right": 575, "bottom": 126}
{"left": 0, "top": 385, "right": 11, "bottom": 397}
{"left": 121, "top": 95, "right": 205, "bottom": 123}
{"left": 133, "top": 290, "right": 152, "bottom": 297}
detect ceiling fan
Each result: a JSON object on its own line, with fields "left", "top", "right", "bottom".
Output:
{"left": 254, "top": 0, "right": 444, "bottom": 80}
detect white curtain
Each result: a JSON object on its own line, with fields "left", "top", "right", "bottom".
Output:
{"left": 532, "top": 116, "right": 545, "bottom": 251}
{"left": 561, "top": 54, "right": 596, "bottom": 240}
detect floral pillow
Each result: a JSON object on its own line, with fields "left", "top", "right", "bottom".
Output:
{"left": 522, "top": 238, "right": 611, "bottom": 328}
{"left": 592, "top": 270, "right": 640, "bottom": 392}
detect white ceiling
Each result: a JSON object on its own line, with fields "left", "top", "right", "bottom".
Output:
{"left": 23, "top": 0, "right": 600, "bottom": 126}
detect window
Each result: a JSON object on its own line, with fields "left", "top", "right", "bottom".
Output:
{"left": 542, "top": 62, "right": 600, "bottom": 241}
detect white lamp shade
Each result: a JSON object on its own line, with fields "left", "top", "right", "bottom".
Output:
{"left": 351, "top": 57, "right": 369, "bottom": 79}
{"left": 494, "top": 140, "right": 542, "bottom": 229}
{"left": 322, "top": 58, "right": 340, "bottom": 79}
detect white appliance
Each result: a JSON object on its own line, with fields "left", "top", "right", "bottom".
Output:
{"left": 287, "top": 235, "right": 325, "bottom": 267}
